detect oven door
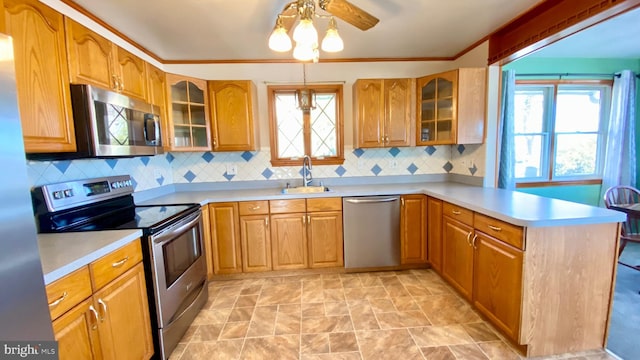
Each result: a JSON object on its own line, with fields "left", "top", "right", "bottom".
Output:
{"left": 150, "top": 210, "right": 207, "bottom": 328}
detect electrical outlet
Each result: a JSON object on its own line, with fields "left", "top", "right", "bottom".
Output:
{"left": 226, "top": 164, "right": 237, "bottom": 175}
{"left": 389, "top": 159, "right": 398, "bottom": 169}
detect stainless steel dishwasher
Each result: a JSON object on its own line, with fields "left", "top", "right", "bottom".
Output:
{"left": 343, "top": 195, "right": 401, "bottom": 268}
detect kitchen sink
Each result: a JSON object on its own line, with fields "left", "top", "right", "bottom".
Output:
{"left": 281, "top": 185, "right": 329, "bottom": 194}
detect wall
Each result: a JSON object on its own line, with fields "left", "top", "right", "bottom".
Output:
{"left": 26, "top": 2, "right": 491, "bottom": 191}
{"left": 503, "top": 57, "right": 640, "bottom": 205}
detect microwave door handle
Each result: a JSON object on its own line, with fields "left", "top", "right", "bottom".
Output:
{"left": 144, "top": 114, "right": 158, "bottom": 145}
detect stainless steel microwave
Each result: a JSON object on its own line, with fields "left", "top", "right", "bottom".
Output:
{"left": 27, "top": 84, "right": 163, "bottom": 160}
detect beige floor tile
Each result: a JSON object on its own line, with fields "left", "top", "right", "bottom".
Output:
{"left": 351, "top": 313, "right": 380, "bottom": 331}
{"left": 303, "top": 303, "right": 326, "bottom": 317}
{"left": 191, "top": 308, "right": 231, "bottom": 325}
{"left": 302, "top": 333, "right": 331, "bottom": 354}
{"left": 384, "top": 284, "right": 411, "bottom": 298}
{"left": 369, "top": 299, "right": 396, "bottom": 313}
{"left": 303, "top": 280, "right": 323, "bottom": 292}
{"left": 342, "top": 277, "right": 363, "bottom": 288}
{"left": 179, "top": 339, "right": 243, "bottom": 360}
{"left": 190, "top": 324, "right": 223, "bottom": 342}
{"left": 409, "top": 325, "right": 475, "bottom": 347}
{"left": 234, "top": 294, "right": 259, "bottom": 308}
{"left": 362, "top": 286, "right": 390, "bottom": 300}
{"left": 390, "top": 296, "right": 420, "bottom": 311}
{"left": 324, "top": 301, "right": 350, "bottom": 316}
{"left": 476, "top": 341, "right": 522, "bottom": 359}
{"left": 240, "top": 335, "right": 300, "bottom": 360}
{"left": 210, "top": 294, "right": 238, "bottom": 309}
{"left": 219, "top": 321, "right": 249, "bottom": 339}
{"left": 323, "top": 278, "right": 342, "bottom": 289}
{"left": 356, "top": 329, "right": 423, "bottom": 360}
{"left": 463, "top": 322, "right": 501, "bottom": 342}
{"left": 420, "top": 346, "right": 456, "bottom": 360}
{"left": 449, "top": 343, "right": 490, "bottom": 359}
{"left": 376, "top": 310, "right": 431, "bottom": 329}
{"left": 404, "top": 284, "right": 432, "bottom": 297}
{"left": 178, "top": 325, "right": 198, "bottom": 344}
{"left": 217, "top": 285, "right": 244, "bottom": 297}
{"left": 168, "top": 342, "right": 186, "bottom": 360}
{"left": 302, "top": 315, "right": 353, "bottom": 333}
{"left": 239, "top": 284, "right": 263, "bottom": 295}
{"left": 228, "top": 307, "right": 254, "bottom": 322}
{"left": 279, "top": 303, "right": 302, "bottom": 314}
{"left": 301, "top": 353, "right": 362, "bottom": 360}
{"left": 258, "top": 284, "right": 302, "bottom": 305}
{"left": 329, "top": 332, "right": 359, "bottom": 352}
{"left": 275, "top": 312, "right": 301, "bottom": 335}
{"left": 323, "top": 288, "right": 346, "bottom": 301}
{"left": 359, "top": 275, "right": 382, "bottom": 287}
{"left": 303, "top": 288, "right": 326, "bottom": 303}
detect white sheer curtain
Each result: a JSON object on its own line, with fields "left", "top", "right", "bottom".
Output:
{"left": 599, "top": 70, "right": 637, "bottom": 206}
{"left": 498, "top": 70, "right": 516, "bottom": 189}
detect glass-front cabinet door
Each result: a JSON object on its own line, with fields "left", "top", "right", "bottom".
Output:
{"left": 166, "top": 74, "right": 211, "bottom": 151}
{"left": 416, "top": 71, "right": 457, "bottom": 145}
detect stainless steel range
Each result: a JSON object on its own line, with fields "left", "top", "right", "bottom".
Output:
{"left": 32, "top": 175, "right": 207, "bottom": 359}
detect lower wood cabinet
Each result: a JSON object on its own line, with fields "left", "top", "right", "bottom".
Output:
{"left": 240, "top": 214, "right": 272, "bottom": 272}
{"left": 426, "top": 197, "right": 443, "bottom": 272}
{"left": 48, "top": 240, "right": 153, "bottom": 360}
{"left": 209, "top": 202, "right": 242, "bottom": 274}
{"left": 473, "top": 231, "right": 523, "bottom": 340}
{"left": 270, "top": 213, "right": 308, "bottom": 270}
{"left": 400, "top": 194, "right": 427, "bottom": 264}
{"left": 308, "top": 211, "right": 343, "bottom": 268}
{"left": 442, "top": 215, "right": 475, "bottom": 300}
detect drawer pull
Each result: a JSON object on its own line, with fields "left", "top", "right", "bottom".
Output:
{"left": 466, "top": 232, "right": 472, "bottom": 246}
{"left": 89, "top": 305, "right": 99, "bottom": 330}
{"left": 97, "top": 299, "right": 107, "bottom": 322}
{"left": 472, "top": 234, "right": 478, "bottom": 249}
{"left": 251, "top": 206, "right": 261, "bottom": 211}
{"left": 112, "top": 256, "right": 129, "bottom": 268}
{"left": 452, "top": 210, "right": 461, "bottom": 215}
{"left": 488, "top": 225, "right": 502, "bottom": 232}
{"left": 48, "top": 291, "right": 68, "bottom": 308}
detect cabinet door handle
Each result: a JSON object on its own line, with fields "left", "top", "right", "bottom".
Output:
{"left": 265, "top": 218, "right": 269, "bottom": 227}
{"left": 97, "top": 299, "right": 107, "bottom": 322}
{"left": 488, "top": 225, "right": 502, "bottom": 232}
{"left": 302, "top": 215, "right": 306, "bottom": 225}
{"left": 452, "top": 210, "right": 461, "bottom": 215}
{"left": 472, "top": 234, "right": 478, "bottom": 249}
{"left": 112, "top": 256, "right": 129, "bottom": 268}
{"left": 307, "top": 215, "right": 310, "bottom": 224}
{"left": 466, "top": 231, "right": 472, "bottom": 246}
{"left": 89, "top": 305, "right": 99, "bottom": 330}
{"left": 48, "top": 291, "right": 67, "bottom": 308}
{"left": 213, "top": 137, "right": 217, "bottom": 147}
{"left": 251, "top": 206, "right": 261, "bottom": 211}
{"left": 112, "top": 74, "right": 119, "bottom": 91}
{"left": 401, "top": 198, "right": 405, "bottom": 207}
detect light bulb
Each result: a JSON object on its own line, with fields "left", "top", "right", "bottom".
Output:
{"left": 321, "top": 29, "right": 343, "bottom": 52}
{"left": 293, "top": 19, "right": 318, "bottom": 45}
{"left": 293, "top": 43, "right": 315, "bottom": 61}
{"left": 269, "top": 26, "right": 292, "bottom": 52}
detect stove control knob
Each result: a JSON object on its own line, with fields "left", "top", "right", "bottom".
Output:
{"left": 53, "top": 191, "right": 63, "bottom": 199}
{"left": 112, "top": 182, "right": 119, "bottom": 189}
{"left": 63, "top": 189, "right": 73, "bottom": 197}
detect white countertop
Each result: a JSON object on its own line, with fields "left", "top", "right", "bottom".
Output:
{"left": 138, "top": 182, "right": 626, "bottom": 227}
{"left": 38, "top": 229, "right": 142, "bottom": 285}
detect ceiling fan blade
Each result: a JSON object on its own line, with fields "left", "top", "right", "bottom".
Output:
{"left": 319, "top": 0, "right": 379, "bottom": 31}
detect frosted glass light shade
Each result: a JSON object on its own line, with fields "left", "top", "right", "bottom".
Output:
{"left": 293, "top": 43, "right": 315, "bottom": 61}
{"left": 269, "top": 27, "right": 292, "bottom": 52}
{"left": 293, "top": 19, "right": 318, "bottom": 45}
{"left": 321, "top": 29, "right": 343, "bottom": 52}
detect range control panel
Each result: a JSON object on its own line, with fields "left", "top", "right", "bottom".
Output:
{"left": 34, "top": 175, "right": 134, "bottom": 212}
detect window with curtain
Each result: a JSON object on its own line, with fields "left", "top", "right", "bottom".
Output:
{"left": 268, "top": 84, "right": 344, "bottom": 166}
{"left": 513, "top": 80, "right": 611, "bottom": 183}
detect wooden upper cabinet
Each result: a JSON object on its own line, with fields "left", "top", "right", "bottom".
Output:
{"left": 113, "top": 46, "right": 147, "bottom": 100}
{"left": 4, "top": 0, "right": 76, "bottom": 153}
{"left": 400, "top": 194, "right": 427, "bottom": 264}
{"left": 0, "top": 0, "right": 6, "bottom": 33}
{"left": 146, "top": 63, "right": 169, "bottom": 150}
{"left": 208, "top": 80, "right": 258, "bottom": 151}
{"left": 166, "top": 74, "right": 211, "bottom": 151}
{"left": 416, "top": 68, "right": 485, "bottom": 145}
{"left": 65, "top": 18, "right": 147, "bottom": 100}
{"left": 353, "top": 78, "right": 413, "bottom": 148}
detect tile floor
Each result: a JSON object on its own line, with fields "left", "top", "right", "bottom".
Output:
{"left": 169, "top": 269, "right": 618, "bottom": 360}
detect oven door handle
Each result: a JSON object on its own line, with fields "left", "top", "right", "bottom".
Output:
{"left": 153, "top": 211, "right": 201, "bottom": 246}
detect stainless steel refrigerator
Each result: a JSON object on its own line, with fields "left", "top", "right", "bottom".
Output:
{"left": 0, "top": 33, "right": 54, "bottom": 340}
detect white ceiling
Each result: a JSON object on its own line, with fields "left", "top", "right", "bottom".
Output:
{"left": 529, "top": 6, "right": 640, "bottom": 58}
{"left": 68, "top": 0, "right": 540, "bottom": 62}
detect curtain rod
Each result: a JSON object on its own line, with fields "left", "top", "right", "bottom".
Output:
{"left": 515, "top": 72, "right": 640, "bottom": 78}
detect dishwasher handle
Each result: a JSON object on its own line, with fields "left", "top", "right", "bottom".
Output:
{"left": 344, "top": 197, "right": 399, "bottom": 204}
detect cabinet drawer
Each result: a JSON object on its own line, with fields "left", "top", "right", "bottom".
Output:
{"left": 90, "top": 239, "right": 143, "bottom": 290}
{"left": 239, "top": 200, "right": 269, "bottom": 215}
{"left": 46, "top": 266, "right": 92, "bottom": 321}
{"left": 474, "top": 213, "right": 524, "bottom": 250}
{"left": 307, "top": 197, "right": 342, "bottom": 212}
{"left": 443, "top": 202, "right": 474, "bottom": 226}
{"left": 270, "top": 199, "right": 306, "bottom": 214}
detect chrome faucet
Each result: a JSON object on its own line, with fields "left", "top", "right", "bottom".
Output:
{"left": 302, "top": 155, "right": 313, "bottom": 187}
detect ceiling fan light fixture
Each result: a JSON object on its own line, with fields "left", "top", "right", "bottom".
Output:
{"left": 321, "top": 17, "right": 343, "bottom": 52}
{"left": 293, "top": 18, "right": 318, "bottom": 45}
{"left": 268, "top": 21, "right": 292, "bottom": 52}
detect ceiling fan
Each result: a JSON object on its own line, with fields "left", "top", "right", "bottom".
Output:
{"left": 269, "top": 0, "right": 379, "bottom": 61}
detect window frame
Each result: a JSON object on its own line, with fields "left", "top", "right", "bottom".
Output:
{"left": 513, "top": 79, "right": 611, "bottom": 186}
{"left": 268, "top": 84, "right": 345, "bottom": 167}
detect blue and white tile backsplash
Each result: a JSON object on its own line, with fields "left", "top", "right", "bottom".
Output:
{"left": 27, "top": 144, "right": 485, "bottom": 192}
